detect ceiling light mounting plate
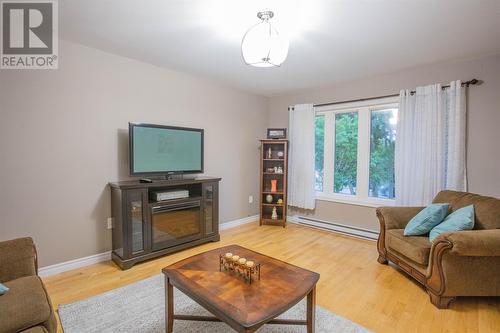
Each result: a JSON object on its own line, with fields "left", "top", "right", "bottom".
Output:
{"left": 257, "top": 11, "right": 274, "bottom": 21}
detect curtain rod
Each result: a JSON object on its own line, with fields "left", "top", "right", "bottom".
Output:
{"left": 288, "top": 79, "right": 480, "bottom": 110}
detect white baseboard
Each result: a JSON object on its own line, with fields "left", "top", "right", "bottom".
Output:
{"left": 39, "top": 214, "right": 259, "bottom": 277}
{"left": 288, "top": 215, "right": 379, "bottom": 241}
{"left": 39, "top": 251, "right": 111, "bottom": 277}
{"left": 220, "top": 214, "right": 259, "bottom": 231}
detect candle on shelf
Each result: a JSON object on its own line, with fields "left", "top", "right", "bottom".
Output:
{"left": 238, "top": 258, "right": 247, "bottom": 265}
{"left": 270, "top": 179, "right": 277, "bottom": 193}
{"left": 245, "top": 260, "right": 255, "bottom": 268}
{"left": 224, "top": 253, "right": 232, "bottom": 259}
{"left": 231, "top": 255, "right": 240, "bottom": 262}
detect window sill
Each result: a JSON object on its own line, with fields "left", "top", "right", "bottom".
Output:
{"left": 315, "top": 193, "right": 395, "bottom": 208}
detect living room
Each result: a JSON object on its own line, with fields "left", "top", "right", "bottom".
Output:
{"left": 1, "top": 1, "right": 499, "bottom": 332}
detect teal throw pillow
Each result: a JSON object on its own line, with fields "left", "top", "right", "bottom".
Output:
{"left": 0, "top": 283, "right": 9, "bottom": 295}
{"left": 429, "top": 205, "right": 475, "bottom": 242}
{"left": 404, "top": 203, "right": 449, "bottom": 236}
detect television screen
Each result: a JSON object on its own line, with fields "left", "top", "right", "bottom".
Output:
{"left": 129, "top": 123, "right": 203, "bottom": 175}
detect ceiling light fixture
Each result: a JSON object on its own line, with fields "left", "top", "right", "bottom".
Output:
{"left": 241, "top": 11, "right": 289, "bottom": 67}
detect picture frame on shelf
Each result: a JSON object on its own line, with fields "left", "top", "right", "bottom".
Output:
{"left": 266, "top": 128, "right": 287, "bottom": 139}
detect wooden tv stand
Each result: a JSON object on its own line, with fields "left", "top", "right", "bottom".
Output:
{"left": 109, "top": 176, "right": 221, "bottom": 270}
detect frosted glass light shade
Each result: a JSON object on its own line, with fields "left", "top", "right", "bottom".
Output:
{"left": 241, "top": 12, "right": 289, "bottom": 67}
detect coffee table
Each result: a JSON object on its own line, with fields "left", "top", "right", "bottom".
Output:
{"left": 162, "top": 244, "right": 320, "bottom": 333}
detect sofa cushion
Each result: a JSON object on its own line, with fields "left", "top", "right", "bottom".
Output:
{"left": 0, "top": 282, "right": 9, "bottom": 295}
{"left": 387, "top": 229, "right": 432, "bottom": 265}
{"left": 433, "top": 190, "right": 500, "bottom": 230}
{"left": 429, "top": 205, "right": 475, "bottom": 242}
{"left": 0, "top": 276, "right": 52, "bottom": 333}
{"left": 404, "top": 203, "right": 449, "bottom": 236}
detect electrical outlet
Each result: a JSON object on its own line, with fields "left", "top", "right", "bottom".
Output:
{"left": 107, "top": 217, "right": 113, "bottom": 229}
{"left": 248, "top": 195, "right": 253, "bottom": 204}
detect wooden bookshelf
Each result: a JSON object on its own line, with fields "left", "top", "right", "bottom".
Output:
{"left": 259, "top": 139, "right": 288, "bottom": 227}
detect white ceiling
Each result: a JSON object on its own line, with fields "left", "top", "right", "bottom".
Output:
{"left": 60, "top": 0, "right": 500, "bottom": 96}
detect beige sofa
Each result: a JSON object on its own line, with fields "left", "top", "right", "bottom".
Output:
{"left": 0, "top": 237, "right": 57, "bottom": 333}
{"left": 377, "top": 190, "right": 500, "bottom": 308}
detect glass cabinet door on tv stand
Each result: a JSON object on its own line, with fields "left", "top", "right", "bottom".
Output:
{"left": 125, "top": 189, "right": 150, "bottom": 257}
{"left": 203, "top": 182, "right": 219, "bottom": 237}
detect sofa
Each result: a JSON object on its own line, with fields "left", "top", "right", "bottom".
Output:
{"left": 0, "top": 237, "right": 57, "bottom": 333}
{"left": 377, "top": 190, "right": 500, "bottom": 308}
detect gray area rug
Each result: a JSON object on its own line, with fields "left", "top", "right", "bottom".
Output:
{"left": 59, "top": 275, "right": 371, "bottom": 333}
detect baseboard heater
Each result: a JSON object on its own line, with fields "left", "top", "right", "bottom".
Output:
{"left": 290, "top": 216, "right": 379, "bottom": 241}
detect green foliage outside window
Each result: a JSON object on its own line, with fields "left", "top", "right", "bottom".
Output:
{"left": 369, "top": 110, "right": 396, "bottom": 199}
{"left": 334, "top": 113, "right": 358, "bottom": 194}
{"left": 315, "top": 116, "right": 325, "bottom": 191}
{"left": 314, "top": 108, "right": 396, "bottom": 199}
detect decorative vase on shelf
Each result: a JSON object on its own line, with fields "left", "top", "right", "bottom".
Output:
{"left": 270, "top": 179, "right": 277, "bottom": 193}
{"left": 267, "top": 147, "right": 272, "bottom": 159}
{"left": 271, "top": 207, "right": 278, "bottom": 220}
{"left": 266, "top": 194, "right": 273, "bottom": 203}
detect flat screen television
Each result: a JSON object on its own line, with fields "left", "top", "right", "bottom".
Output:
{"left": 129, "top": 122, "right": 204, "bottom": 176}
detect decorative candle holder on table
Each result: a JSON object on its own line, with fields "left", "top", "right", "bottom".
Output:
{"left": 219, "top": 253, "right": 261, "bottom": 284}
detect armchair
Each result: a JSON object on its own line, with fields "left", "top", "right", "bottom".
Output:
{"left": 377, "top": 190, "right": 500, "bottom": 308}
{"left": 0, "top": 237, "right": 57, "bottom": 333}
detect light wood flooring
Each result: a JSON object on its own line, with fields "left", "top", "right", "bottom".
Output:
{"left": 43, "top": 222, "right": 500, "bottom": 333}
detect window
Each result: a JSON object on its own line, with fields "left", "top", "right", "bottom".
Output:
{"left": 369, "top": 109, "right": 397, "bottom": 199}
{"left": 314, "top": 115, "right": 325, "bottom": 191}
{"left": 315, "top": 97, "right": 398, "bottom": 206}
{"left": 334, "top": 112, "right": 358, "bottom": 195}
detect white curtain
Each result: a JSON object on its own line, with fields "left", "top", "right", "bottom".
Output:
{"left": 445, "top": 81, "right": 467, "bottom": 190}
{"left": 395, "top": 80, "right": 467, "bottom": 206}
{"left": 288, "top": 104, "right": 316, "bottom": 210}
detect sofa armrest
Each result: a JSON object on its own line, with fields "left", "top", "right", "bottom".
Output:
{"left": 0, "top": 237, "right": 37, "bottom": 282}
{"left": 435, "top": 229, "right": 500, "bottom": 256}
{"left": 376, "top": 206, "right": 425, "bottom": 230}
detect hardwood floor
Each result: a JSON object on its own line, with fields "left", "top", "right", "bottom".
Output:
{"left": 43, "top": 222, "right": 500, "bottom": 333}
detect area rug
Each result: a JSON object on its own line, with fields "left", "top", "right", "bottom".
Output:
{"left": 59, "top": 275, "right": 371, "bottom": 333}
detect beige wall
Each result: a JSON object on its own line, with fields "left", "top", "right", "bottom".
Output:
{"left": 269, "top": 54, "right": 500, "bottom": 231}
{"left": 0, "top": 40, "right": 268, "bottom": 266}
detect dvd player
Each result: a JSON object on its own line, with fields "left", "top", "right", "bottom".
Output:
{"left": 151, "top": 189, "right": 189, "bottom": 201}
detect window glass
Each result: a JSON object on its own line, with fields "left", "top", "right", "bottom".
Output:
{"left": 369, "top": 109, "right": 397, "bottom": 199}
{"left": 315, "top": 115, "right": 325, "bottom": 191}
{"left": 334, "top": 112, "right": 358, "bottom": 195}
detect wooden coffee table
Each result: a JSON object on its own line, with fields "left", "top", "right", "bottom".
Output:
{"left": 162, "top": 244, "right": 320, "bottom": 333}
